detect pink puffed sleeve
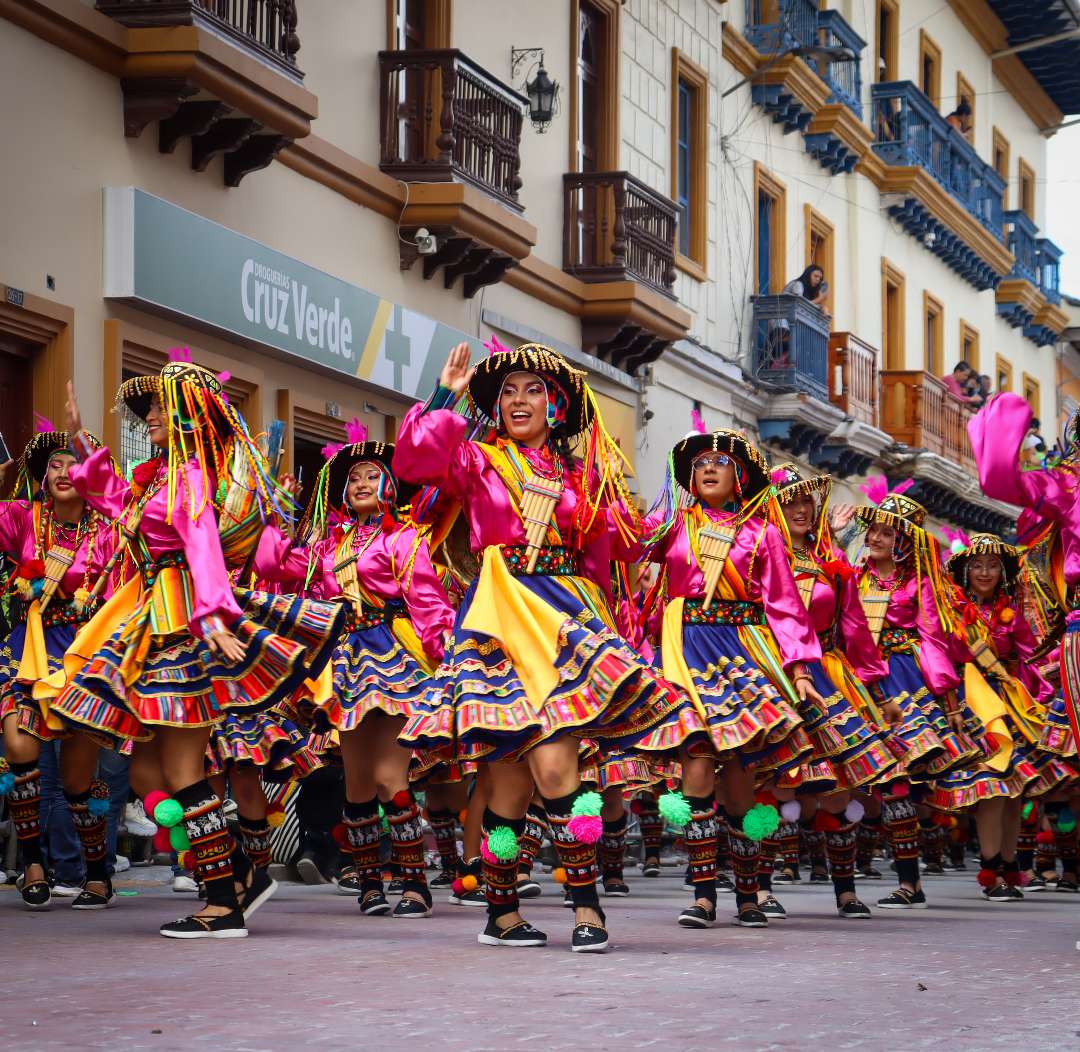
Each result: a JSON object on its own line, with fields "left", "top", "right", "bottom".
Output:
{"left": 171, "top": 466, "right": 243, "bottom": 636}
{"left": 389, "top": 526, "right": 454, "bottom": 661}
{"left": 253, "top": 525, "right": 313, "bottom": 591}
{"left": 755, "top": 523, "right": 822, "bottom": 669}
{"left": 969, "top": 394, "right": 1073, "bottom": 519}
{"left": 835, "top": 570, "right": 888, "bottom": 682}
{"left": 392, "top": 404, "right": 482, "bottom": 495}
{"left": 68, "top": 444, "right": 131, "bottom": 519}
{"left": 0, "top": 501, "right": 32, "bottom": 558}
{"left": 914, "top": 575, "right": 961, "bottom": 695}
{"left": 1009, "top": 613, "right": 1053, "bottom": 705}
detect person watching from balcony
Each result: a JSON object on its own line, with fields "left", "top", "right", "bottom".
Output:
{"left": 941, "top": 361, "right": 976, "bottom": 403}
{"left": 945, "top": 98, "right": 972, "bottom": 138}
{"left": 769, "top": 266, "right": 829, "bottom": 369}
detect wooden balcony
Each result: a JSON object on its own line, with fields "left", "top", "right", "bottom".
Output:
{"left": 880, "top": 370, "right": 975, "bottom": 474}
{"left": 379, "top": 49, "right": 527, "bottom": 212}
{"left": 563, "top": 172, "right": 678, "bottom": 297}
{"left": 828, "top": 331, "right": 878, "bottom": 427}
{"left": 89, "top": 0, "right": 315, "bottom": 186}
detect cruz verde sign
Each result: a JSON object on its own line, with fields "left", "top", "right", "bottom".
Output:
{"left": 103, "top": 187, "right": 483, "bottom": 399}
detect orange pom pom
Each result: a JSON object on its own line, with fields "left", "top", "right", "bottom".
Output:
{"left": 461, "top": 874, "right": 479, "bottom": 892}
{"left": 267, "top": 810, "right": 285, "bottom": 828}
{"left": 458, "top": 810, "right": 469, "bottom": 825}
{"left": 178, "top": 851, "right": 193, "bottom": 871}
{"left": 999, "top": 608, "right": 1015, "bottom": 624}
{"left": 552, "top": 867, "right": 568, "bottom": 884}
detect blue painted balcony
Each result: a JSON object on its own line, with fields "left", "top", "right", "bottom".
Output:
{"left": 814, "top": 10, "right": 865, "bottom": 120}
{"left": 1005, "top": 210, "right": 1039, "bottom": 284}
{"left": 750, "top": 294, "right": 830, "bottom": 403}
{"left": 1037, "top": 237, "right": 1063, "bottom": 306}
{"left": 743, "top": 0, "right": 818, "bottom": 53}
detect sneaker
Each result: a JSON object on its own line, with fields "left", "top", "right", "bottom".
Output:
{"left": 429, "top": 868, "right": 457, "bottom": 889}
{"left": 716, "top": 874, "right": 736, "bottom": 893}
{"left": 239, "top": 868, "right": 278, "bottom": 920}
{"left": 477, "top": 917, "right": 548, "bottom": 947}
{"left": 72, "top": 879, "right": 114, "bottom": 910}
{"left": 51, "top": 880, "right": 82, "bottom": 898}
{"left": 295, "top": 852, "right": 329, "bottom": 886}
{"left": 876, "top": 887, "right": 928, "bottom": 910}
{"left": 392, "top": 892, "right": 433, "bottom": 918}
{"left": 1057, "top": 878, "right": 1079, "bottom": 893}
{"left": 15, "top": 871, "right": 51, "bottom": 911}
{"left": 758, "top": 895, "right": 787, "bottom": 919}
{"left": 837, "top": 899, "right": 872, "bottom": 919}
{"left": 732, "top": 905, "right": 768, "bottom": 927}
{"left": 113, "top": 854, "right": 131, "bottom": 874}
{"left": 984, "top": 881, "right": 1019, "bottom": 902}
{"left": 773, "top": 868, "right": 800, "bottom": 885}
{"left": 923, "top": 862, "right": 945, "bottom": 876}
{"left": 336, "top": 871, "right": 363, "bottom": 895}
{"left": 122, "top": 800, "right": 157, "bottom": 838}
{"left": 677, "top": 904, "right": 716, "bottom": 928}
{"left": 387, "top": 878, "right": 404, "bottom": 895}
{"left": 857, "top": 865, "right": 883, "bottom": 880}
{"left": 448, "top": 887, "right": 487, "bottom": 907}
{"left": 160, "top": 908, "right": 247, "bottom": 940}
{"left": 571, "top": 911, "right": 609, "bottom": 954}
{"left": 358, "top": 889, "right": 392, "bottom": 916}
{"left": 641, "top": 858, "right": 661, "bottom": 878}
{"left": 602, "top": 877, "right": 630, "bottom": 897}
{"left": 952, "top": 860, "right": 968, "bottom": 872}
{"left": 1026, "top": 874, "right": 1049, "bottom": 892}
{"left": 172, "top": 874, "right": 198, "bottom": 893}
{"left": 516, "top": 876, "right": 542, "bottom": 898}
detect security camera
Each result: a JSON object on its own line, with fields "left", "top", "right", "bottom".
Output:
{"left": 415, "top": 228, "right": 438, "bottom": 256}
{"left": 923, "top": 231, "right": 937, "bottom": 248}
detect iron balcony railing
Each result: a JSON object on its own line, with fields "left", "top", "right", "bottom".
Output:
{"left": 751, "top": 294, "right": 830, "bottom": 403}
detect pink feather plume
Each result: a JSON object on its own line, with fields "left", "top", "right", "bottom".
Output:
{"left": 690, "top": 407, "right": 707, "bottom": 435}
{"left": 483, "top": 334, "right": 511, "bottom": 357}
{"left": 321, "top": 442, "right": 344, "bottom": 461}
{"left": 167, "top": 346, "right": 192, "bottom": 363}
{"left": 858, "top": 474, "right": 889, "bottom": 506}
{"left": 216, "top": 370, "right": 231, "bottom": 384}
{"left": 344, "top": 417, "right": 368, "bottom": 445}
{"left": 770, "top": 467, "right": 789, "bottom": 485}
{"left": 892, "top": 478, "right": 915, "bottom": 495}
{"left": 34, "top": 412, "right": 55, "bottom": 433}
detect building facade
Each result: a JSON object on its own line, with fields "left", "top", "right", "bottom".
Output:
{"left": 0, "top": 0, "right": 1076, "bottom": 540}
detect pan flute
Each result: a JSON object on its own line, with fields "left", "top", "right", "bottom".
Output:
{"left": 699, "top": 523, "right": 737, "bottom": 609}
{"left": 860, "top": 589, "right": 891, "bottom": 645}
{"left": 520, "top": 475, "right": 563, "bottom": 574}
{"left": 37, "top": 545, "right": 76, "bottom": 615}
{"left": 965, "top": 625, "right": 1010, "bottom": 681}
{"left": 75, "top": 502, "right": 147, "bottom": 616}
{"left": 792, "top": 552, "right": 818, "bottom": 611}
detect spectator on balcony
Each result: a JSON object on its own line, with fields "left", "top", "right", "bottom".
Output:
{"left": 945, "top": 98, "right": 972, "bottom": 138}
{"left": 768, "top": 266, "right": 830, "bottom": 369}
{"left": 941, "top": 360, "right": 976, "bottom": 403}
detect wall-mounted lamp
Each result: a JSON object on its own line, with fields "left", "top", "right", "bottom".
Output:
{"left": 511, "top": 47, "right": 560, "bottom": 133}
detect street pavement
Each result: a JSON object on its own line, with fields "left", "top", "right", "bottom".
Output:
{"left": 2, "top": 862, "right": 1079, "bottom": 1051}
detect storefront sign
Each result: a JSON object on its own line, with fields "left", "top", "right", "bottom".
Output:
{"left": 103, "top": 188, "right": 484, "bottom": 399}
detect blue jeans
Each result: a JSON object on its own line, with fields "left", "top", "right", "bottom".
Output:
{"left": 97, "top": 749, "right": 131, "bottom": 876}
{"left": 38, "top": 742, "right": 82, "bottom": 882}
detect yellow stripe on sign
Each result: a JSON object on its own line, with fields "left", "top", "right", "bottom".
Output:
{"left": 356, "top": 299, "right": 393, "bottom": 380}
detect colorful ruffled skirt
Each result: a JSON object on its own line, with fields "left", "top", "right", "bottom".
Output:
{"left": 1039, "top": 694, "right": 1078, "bottom": 758}
{"left": 0, "top": 616, "right": 78, "bottom": 742}
{"left": 205, "top": 706, "right": 325, "bottom": 783}
{"left": 400, "top": 547, "right": 688, "bottom": 763}
{"left": 48, "top": 585, "right": 345, "bottom": 746}
{"left": 581, "top": 748, "right": 655, "bottom": 791}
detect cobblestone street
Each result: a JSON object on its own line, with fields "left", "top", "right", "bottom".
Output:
{"left": 3, "top": 863, "right": 1079, "bottom": 1051}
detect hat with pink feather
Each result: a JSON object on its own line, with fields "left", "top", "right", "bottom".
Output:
{"left": 9, "top": 414, "right": 102, "bottom": 499}
{"left": 770, "top": 461, "right": 832, "bottom": 505}
{"left": 853, "top": 476, "right": 927, "bottom": 536}
{"left": 945, "top": 532, "right": 1020, "bottom": 583}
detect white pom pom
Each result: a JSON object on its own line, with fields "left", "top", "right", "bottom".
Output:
{"left": 951, "top": 539, "right": 966, "bottom": 554}
{"left": 845, "top": 799, "right": 866, "bottom": 824}
{"left": 780, "top": 800, "right": 802, "bottom": 823}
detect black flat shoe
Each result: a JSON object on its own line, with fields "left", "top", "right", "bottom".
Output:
{"left": 923, "top": 863, "right": 945, "bottom": 876}
{"left": 716, "top": 874, "right": 736, "bottom": 893}
{"left": 876, "top": 887, "right": 928, "bottom": 909}
{"left": 72, "top": 879, "right": 114, "bottom": 910}
{"left": 809, "top": 869, "right": 830, "bottom": 884}
{"left": 160, "top": 908, "right": 247, "bottom": 940}
{"left": 733, "top": 906, "right": 768, "bottom": 927}
{"left": 429, "top": 868, "right": 456, "bottom": 889}
{"left": 837, "top": 899, "right": 872, "bottom": 919}
{"left": 517, "top": 876, "right": 542, "bottom": 898}
{"left": 677, "top": 904, "right": 716, "bottom": 928}
{"left": 641, "top": 858, "right": 661, "bottom": 878}
{"left": 387, "top": 878, "right": 404, "bottom": 895}
{"left": 16, "top": 873, "right": 51, "bottom": 911}
{"left": 358, "top": 890, "right": 392, "bottom": 916}
{"left": 240, "top": 867, "right": 278, "bottom": 920}
{"left": 477, "top": 917, "right": 548, "bottom": 947}
{"left": 571, "top": 909, "right": 609, "bottom": 953}
{"left": 858, "top": 865, "right": 883, "bottom": 880}
{"left": 758, "top": 895, "right": 787, "bottom": 919}
{"left": 336, "top": 872, "right": 363, "bottom": 895}
{"left": 603, "top": 877, "right": 630, "bottom": 897}
{"left": 392, "top": 889, "right": 433, "bottom": 918}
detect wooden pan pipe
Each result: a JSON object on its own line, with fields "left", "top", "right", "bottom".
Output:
{"left": 521, "top": 475, "right": 563, "bottom": 574}
{"left": 792, "top": 552, "right": 818, "bottom": 611}
{"left": 699, "top": 523, "right": 737, "bottom": 609}
{"left": 37, "top": 545, "right": 76, "bottom": 615}
{"left": 860, "top": 589, "right": 891, "bottom": 645}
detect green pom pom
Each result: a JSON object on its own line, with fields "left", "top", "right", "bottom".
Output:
{"left": 742, "top": 803, "right": 780, "bottom": 841}
{"left": 168, "top": 824, "right": 191, "bottom": 852}
{"left": 486, "top": 825, "right": 519, "bottom": 860}
{"left": 1022, "top": 801, "right": 1034, "bottom": 821}
{"left": 658, "top": 791, "right": 691, "bottom": 829}
{"left": 1059, "top": 817, "right": 1077, "bottom": 834}
{"left": 153, "top": 798, "right": 183, "bottom": 828}
{"left": 570, "top": 790, "right": 603, "bottom": 818}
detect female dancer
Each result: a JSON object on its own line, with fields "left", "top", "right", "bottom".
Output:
{"left": 254, "top": 433, "right": 455, "bottom": 918}
{"left": 50, "top": 360, "right": 344, "bottom": 938}
{"left": 0, "top": 428, "right": 117, "bottom": 910}
{"left": 935, "top": 534, "right": 1064, "bottom": 899}
{"left": 631, "top": 429, "right": 825, "bottom": 929}
{"left": 853, "top": 489, "right": 980, "bottom": 909}
{"left": 395, "top": 342, "right": 691, "bottom": 952}
{"left": 770, "top": 463, "right": 897, "bottom": 918}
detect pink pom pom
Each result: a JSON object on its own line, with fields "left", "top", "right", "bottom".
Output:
{"left": 344, "top": 417, "right": 368, "bottom": 445}
{"left": 167, "top": 346, "right": 192, "bottom": 363}
{"left": 33, "top": 412, "right": 55, "bottom": 433}
{"left": 780, "top": 800, "right": 801, "bottom": 823}
{"left": 321, "top": 441, "right": 344, "bottom": 462}
{"left": 483, "top": 334, "right": 511, "bottom": 357}
{"left": 567, "top": 814, "right": 604, "bottom": 844}
{"left": 479, "top": 838, "right": 498, "bottom": 865}
{"left": 153, "top": 827, "right": 172, "bottom": 854}
{"left": 143, "top": 790, "right": 169, "bottom": 816}
{"left": 1018, "top": 870, "right": 1032, "bottom": 887}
